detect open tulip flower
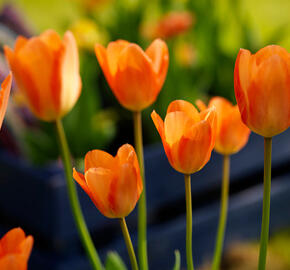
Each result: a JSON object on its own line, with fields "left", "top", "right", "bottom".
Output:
{"left": 151, "top": 100, "right": 217, "bottom": 174}
{"left": 235, "top": 45, "right": 290, "bottom": 270}
{"left": 197, "top": 97, "right": 250, "bottom": 155}
{"left": 234, "top": 45, "right": 290, "bottom": 138}
{"left": 0, "top": 73, "right": 12, "bottom": 130}
{"left": 95, "top": 39, "right": 169, "bottom": 111}
{"left": 0, "top": 228, "right": 33, "bottom": 270}
{"left": 73, "top": 144, "right": 143, "bottom": 218}
{"left": 4, "top": 30, "right": 81, "bottom": 121}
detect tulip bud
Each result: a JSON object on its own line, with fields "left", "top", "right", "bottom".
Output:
{"left": 73, "top": 144, "right": 143, "bottom": 218}
{"left": 151, "top": 100, "right": 217, "bottom": 174}
{"left": 234, "top": 45, "right": 290, "bottom": 137}
{"left": 5, "top": 30, "right": 82, "bottom": 121}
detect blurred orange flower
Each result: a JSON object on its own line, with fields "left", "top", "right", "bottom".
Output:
{"left": 234, "top": 45, "right": 290, "bottom": 137}
{"left": 95, "top": 39, "right": 169, "bottom": 111}
{"left": 0, "top": 73, "right": 12, "bottom": 129}
{"left": 196, "top": 97, "right": 250, "bottom": 155}
{"left": 151, "top": 100, "right": 216, "bottom": 174}
{"left": 142, "top": 11, "right": 194, "bottom": 40}
{"left": 0, "top": 228, "right": 33, "bottom": 270}
{"left": 4, "top": 30, "right": 82, "bottom": 122}
{"left": 73, "top": 144, "right": 143, "bottom": 218}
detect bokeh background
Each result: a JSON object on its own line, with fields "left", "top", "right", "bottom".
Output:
{"left": 0, "top": 0, "right": 289, "bottom": 269}
{"left": 0, "top": 0, "right": 289, "bottom": 164}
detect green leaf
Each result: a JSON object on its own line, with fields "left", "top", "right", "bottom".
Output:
{"left": 105, "top": 251, "right": 128, "bottom": 270}
{"left": 172, "top": 250, "right": 181, "bottom": 270}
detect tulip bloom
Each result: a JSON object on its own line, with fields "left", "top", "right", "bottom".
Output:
{"left": 0, "top": 73, "right": 12, "bottom": 129}
{"left": 154, "top": 11, "right": 194, "bottom": 39}
{"left": 95, "top": 39, "right": 169, "bottom": 111}
{"left": 4, "top": 30, "right": 81, "bottom": 121}
{"left": 73, "top": 144, "right": 143, "bottom": 218}
{"left": 196, "top": 97, "right": 250, "bottom": 155}
{"left": 151, "top": 100, "right": 216, "bottom": 174}
{"left": 0, "top": 228, "right": 33, "bottom": 270}
{"left": 234, "top": 45, "right": 290, "bottom": 137}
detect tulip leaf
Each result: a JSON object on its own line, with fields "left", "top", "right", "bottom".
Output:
{"left": 172, "top": 250, "right": 181, "bottom": 270}
{"left": 105, "top": 251, "right": 128, "bottom": 270}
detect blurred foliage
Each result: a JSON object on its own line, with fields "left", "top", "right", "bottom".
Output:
{"left": 199, "top": 229, "right": 290, "bottom": 270}
{"left": 105, "top": 251, "right": 128, "bottom": 270}
{"left": 0, "top": 0, "right": 289, "bottom": 163}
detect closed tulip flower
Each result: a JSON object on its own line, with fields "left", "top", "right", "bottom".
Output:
{"left": 95, "top": 39, "right": 169, "bottom": 111}
{"left": 0, "top": 73, "right": 12, "bottom": 129}
{"left": 4, "top": 30, "right": 81, "bottom": 121}
{"left": 73, "top": 144, "right": 143, "bottom": 218}
{"left": 197, "top": 97, "right": 250, "bottom": 155}
{"left": 0, "top": 228, "right": 33, "bottom": 270}
{"left": 151, "top": 100, "right": 216, "bottom": 174}
{"left": 234, "top": 45, "right": 290, "bottom": 137}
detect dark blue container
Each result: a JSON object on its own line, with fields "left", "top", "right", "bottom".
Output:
{"left": 0, "top": 129, "right": 289, "bottom": 269}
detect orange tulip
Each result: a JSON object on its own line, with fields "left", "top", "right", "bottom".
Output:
{"left": 151, "top": 100, "right": 216, "bottom": 174}
{"left": 0, "top": 73, "right": 12, "bottom": 129}
{"left": 154, "top": 11, "right": 194, "bottom": 39}
{"left": 4, "top": 30, "right": 82, "bottom": 122}
{"left": 234, "top": 45, "right": 290, "bottom": 137}
{"left": 95, "top": 39, "right": 169, "bottom": 111}
{"left": 73, "top": 144, "right": 143, "bottom": 218}
{"left": 0, "top": 228, "right": 33, "bottom": 270}
{"left": 196, "top": 97, "right": 250, "bottom": 155}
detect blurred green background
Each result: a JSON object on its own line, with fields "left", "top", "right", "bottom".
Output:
{"left": 0, "top": 0, "right": 289, "bottom": 165}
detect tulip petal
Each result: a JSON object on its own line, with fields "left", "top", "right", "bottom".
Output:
{"left": 167, "top": 100, "right": 200, "bottom": 122}
{"left": 109, "top": 163, "right": 140, "bottom": 218}
{"left": 95, "top": 44, "right": 116, "bottom": 91}
{"left": 216, "top": 106, "right": 250, "bottom": 154}
{"left": 114, "top": 44, "right": 158, "bottom": 111}
{"left": 234, "top": 48, "right": 255, "bottom": 125}
{"left": 11, "top": 37, "right": 61, "bottom": 120}
{"left": 116, "top": 144, "right": 143, "bottom": 195}
{"left": 200, "top": 106, "right": 217, "bottom": 150}
{"left": 247, "top": 52, "right": 290, "bottom": 137}
{"left": 39, "top": 30, "right": 62, "bottom": 51}
{"left": 73, "top": 168, "right": 90, "bottom": 195}
{"left": 151, "top": 110, "right": 174, "bottom": 166}
{"left": 107, "top": 40, "right": 130, "bottom": 75}
{"left": 85, "top": 150, "right": 115, "bottom": 172}
{"left": 145, "top": 39, "right": 169, "bottom": 88}
{"left": 85, "top": 168, "right": 115, "bottom": 218}
{"left": 164, "top": 111, "right": 195, "bottom": 146}
{"left": 59, "top": 31, "right": 82, "bottom": 117}
{"left": 4, "top": 45, "right": 40, "bottom": 116}
{"left": 0, "top": 73, "right": 12, "bottom": 129}
{"left": 0, "top": 228, "right": 25, "bottom": 254}
{"left": 173, "top": 120, "right": 212, "bottom": 174}
{"left": 0, "top": 254, "right": 27, "bottom": 270}
{"left": 19, "top": 236, "right": 33, "bottom": 260}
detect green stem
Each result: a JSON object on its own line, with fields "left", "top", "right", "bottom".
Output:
{"left": 133, "top": 111, "right": 148, "bottom": 270}
{"left": 212, "top": 155, "right": 230, "bottom": 270}
{"left": 258, "top": 137, "right": 272, "bottom": 270}
{"left": 184, "top": 174, "right": 194, "bottom": 270}
{"left": 119, "top": 218, "right": 139, "bottom": 270}
{"left": 55, "top": 119, "right": 103, "bottom": 270}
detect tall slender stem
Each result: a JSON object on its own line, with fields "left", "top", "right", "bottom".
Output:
{"left": 119, "top": 218, "right": 139, "bottom": 270}
{"left": 212, "top": 155, "right": 230, "bottom": 270}
{"left": 133, "top": 111, "right": 148, "bottom": 270}
{"left": 55, "top": 119, "right": 103, "bottom": 270}
{"left": 258, "top": 137, "right": 272, "bottom": 270}
{"left": 184, "top": 174, "right": 194, "bottom": 270}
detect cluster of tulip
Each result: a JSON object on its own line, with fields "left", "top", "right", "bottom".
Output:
{"left": 0, "top": 28, "right": 289, "bottom": 270}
